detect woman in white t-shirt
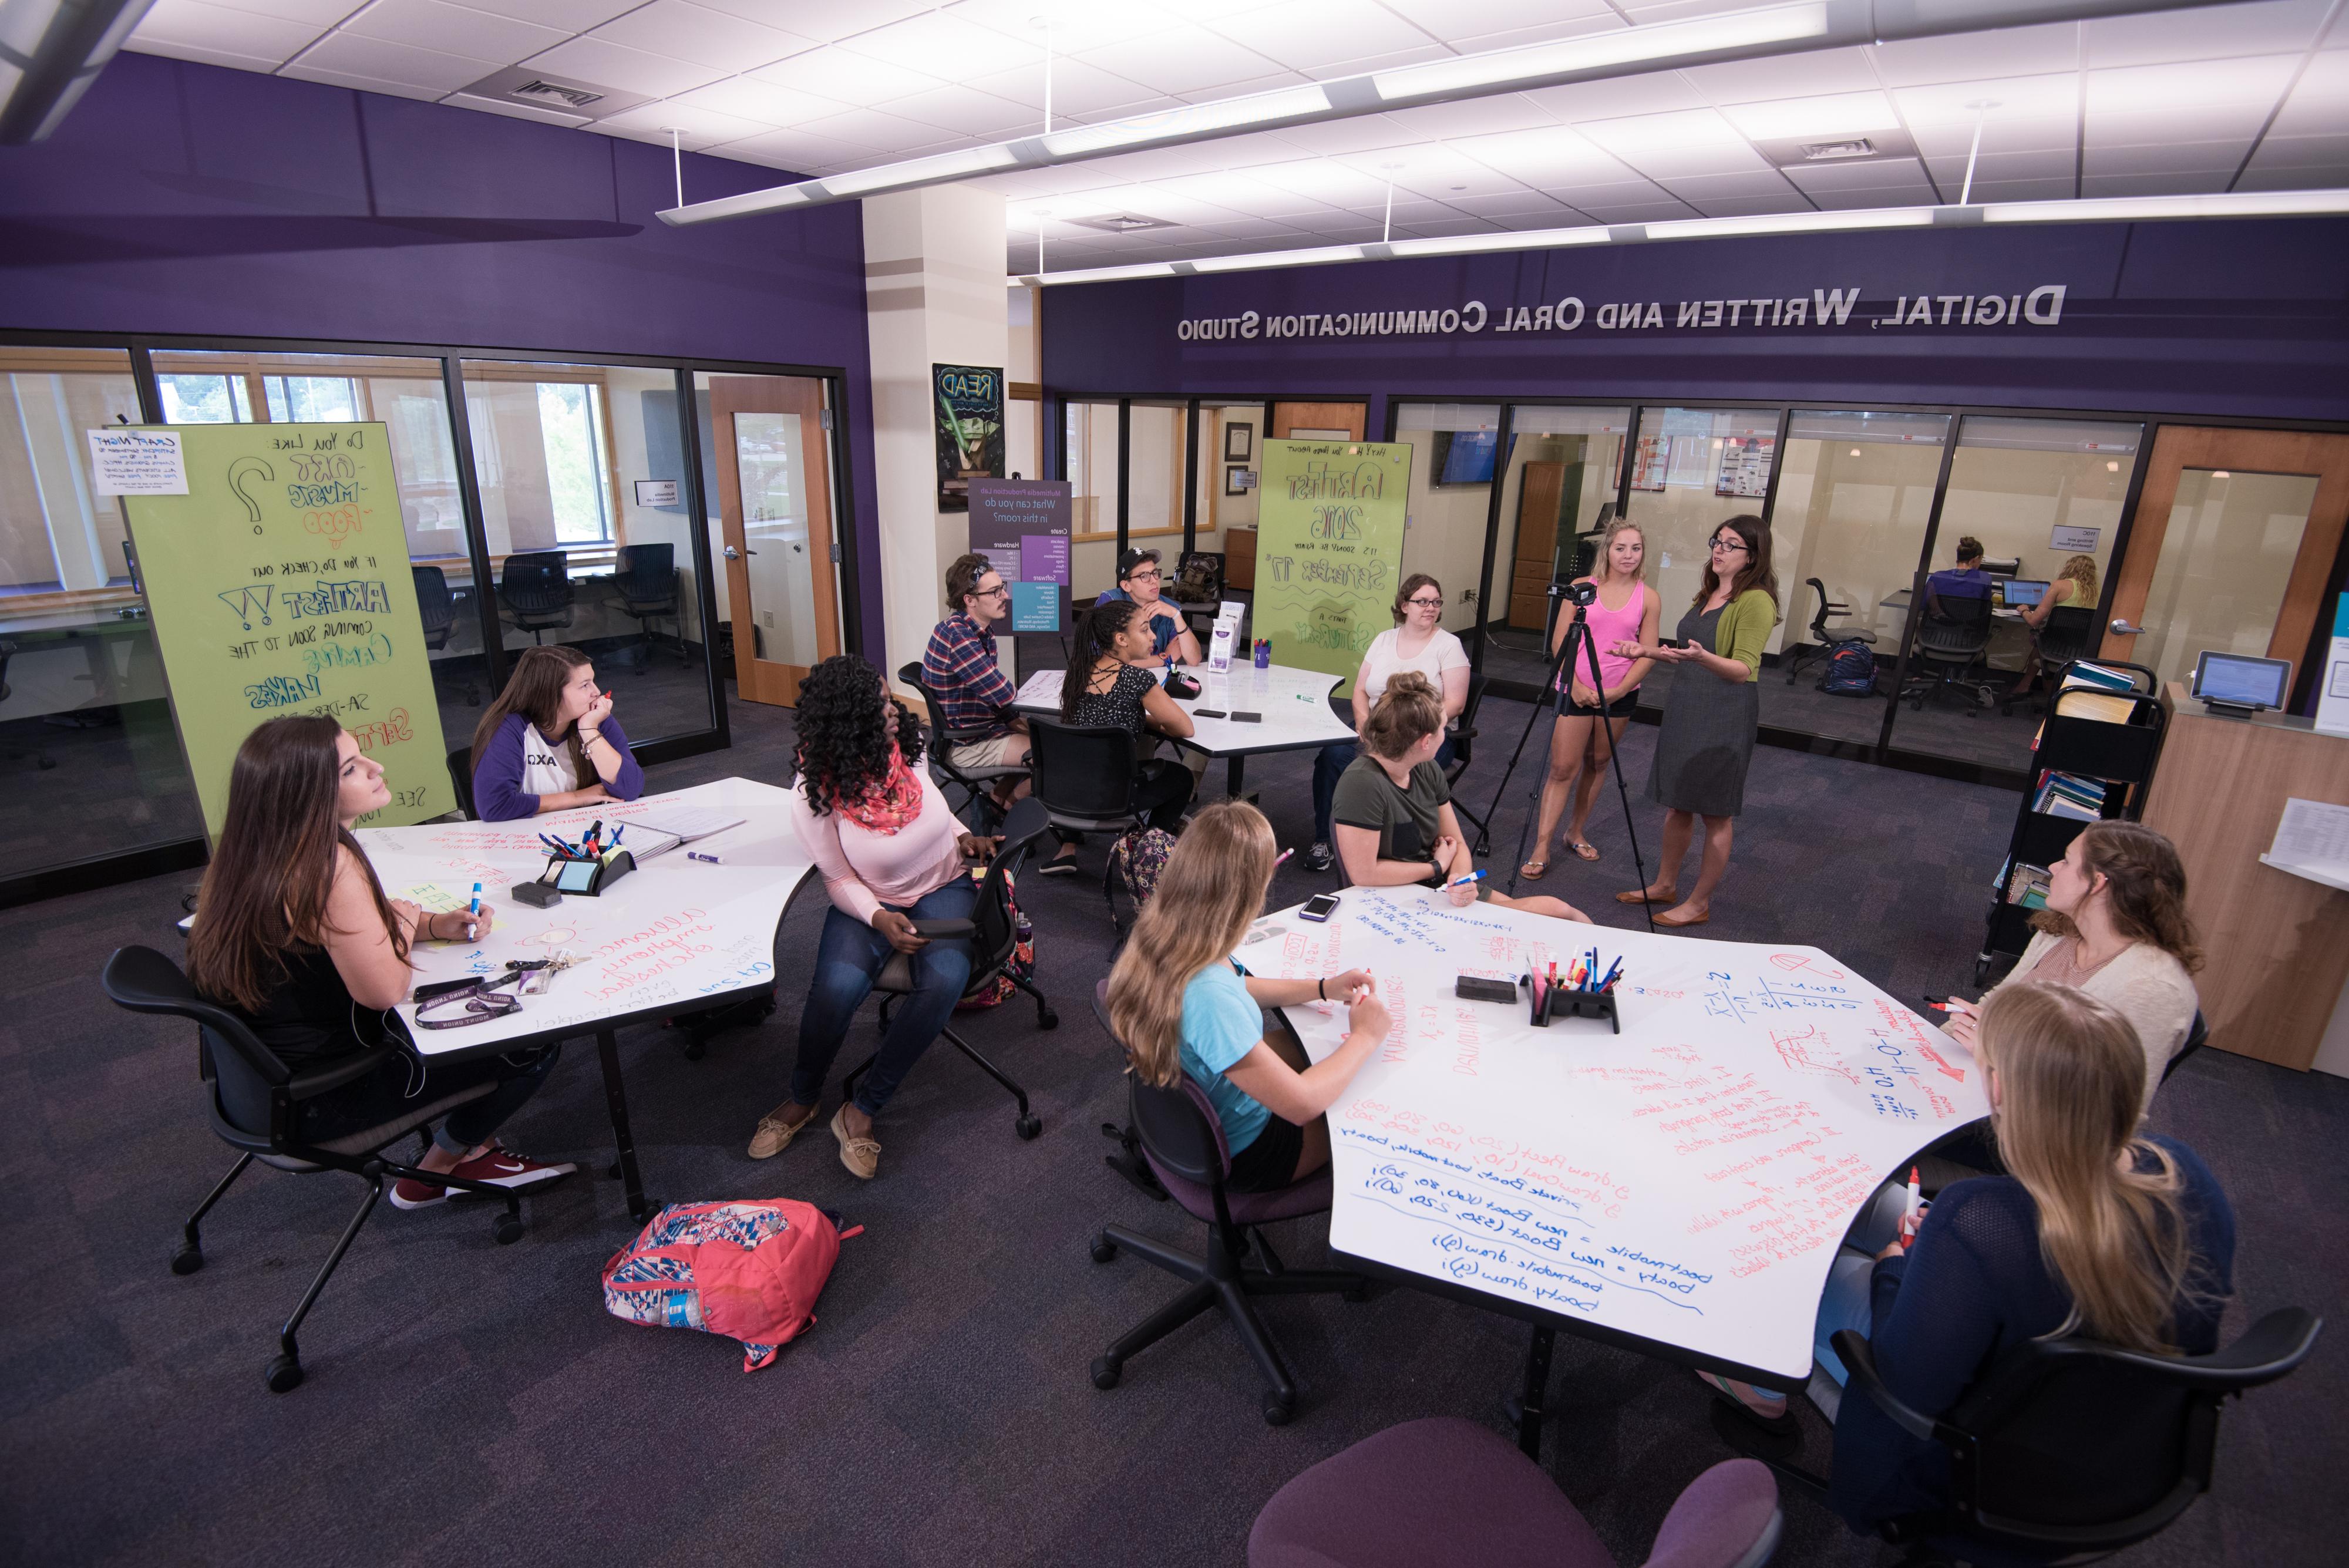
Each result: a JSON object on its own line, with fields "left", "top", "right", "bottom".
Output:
{"left": 1304, "top": 573, "right": 1468, "bottom": 872}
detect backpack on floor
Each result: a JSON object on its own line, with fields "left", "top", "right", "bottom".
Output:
{"left": 601, "top": 1199, "right": 861, "bottom": 1371}
{"left": 955, "top": 869, "right": 1033, "bottom": 1011}
{"left": 1819, "top": 642, "right": 1879, "bottom": 697}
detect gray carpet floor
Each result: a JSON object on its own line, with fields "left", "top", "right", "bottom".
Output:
{"left": 4, "top": 692, "right": 2340, "bottom": 1567}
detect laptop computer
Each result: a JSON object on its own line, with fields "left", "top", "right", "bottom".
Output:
{"left": 1995, "top": 578, "right": 2051, "bottom": 608}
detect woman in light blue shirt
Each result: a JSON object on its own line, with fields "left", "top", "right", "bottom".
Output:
{"left": 1105, "top": 800, "right": 1389, "bottom": 1191}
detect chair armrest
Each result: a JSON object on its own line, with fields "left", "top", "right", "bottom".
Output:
{"left": 284, "top": 1043, "right": 406, "bottom": 1102}
{"left": 1831, "top": 1331, "right": 1946, "bottom": 1443}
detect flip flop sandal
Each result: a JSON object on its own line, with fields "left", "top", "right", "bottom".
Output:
{"left": 1519, "top": 858, "right": 1550, "bottom": 881}
{"left": 1569, "top": 842, "right": 1601, "bottom": 862}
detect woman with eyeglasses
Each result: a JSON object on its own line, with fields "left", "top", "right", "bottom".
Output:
{"left": 1304, "top": 574, "right": 1469, "bottom": 873}
{"left": 1608, "top": 514, "right": 1778, "bottom": 927}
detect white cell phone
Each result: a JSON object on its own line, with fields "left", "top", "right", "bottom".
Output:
{"left": 1300, "top": 893, "right": 1340, "bottom": 923}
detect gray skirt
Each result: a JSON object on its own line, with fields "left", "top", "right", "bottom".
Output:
{"left": 1647, "top": 605, "right": 1761, "bottom": 817}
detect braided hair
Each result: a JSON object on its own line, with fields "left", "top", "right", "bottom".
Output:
{"left": 1062, "top": 600, "right": 1143, "bottom": 721}
{"left": 792, "top": 654, "right": 925, "bottom": 817}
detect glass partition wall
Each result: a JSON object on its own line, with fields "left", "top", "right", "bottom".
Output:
{"left": 1483, "top": 405, "right": 1631, "bottom": 692}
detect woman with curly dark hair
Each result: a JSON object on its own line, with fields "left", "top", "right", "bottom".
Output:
{"left": 749, "top": 655, "right": 999, "bottom": 1178}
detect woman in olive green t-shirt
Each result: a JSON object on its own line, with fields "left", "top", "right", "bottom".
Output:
{"left": 1607, "top": 514, "right": 1779, "bottom": 928}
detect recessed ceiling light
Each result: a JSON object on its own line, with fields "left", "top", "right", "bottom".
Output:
{"left": 2212, "top": 470, "right": 2231, "bottom": 479}
{"left": 1850, "top": 447, "right": 1863, "bottom": 457}
{"left": 2106, "top": 460, "right": 2119, "bottom": 472}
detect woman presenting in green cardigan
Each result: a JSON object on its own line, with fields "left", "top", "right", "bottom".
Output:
{"left": 1608, "top": 514, "right": 1779, "bottom": 928}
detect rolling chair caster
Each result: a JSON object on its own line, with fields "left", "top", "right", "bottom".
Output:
{"left": 1016, "top": 1113, "right": 1042, "bottom": 1140}
{"left": 1090, "top": 1232, "right": 1119, "bottom": 1264}
{"left": 1263, "top": 1391, "right": 1294, "bottom": 1426}
{"left": 170, "top": 1240, "right": 203, "bottom": 1276}
{"left": 264, "top": 1352, "right": 304, "bottom": 1394}
{"left": 1091, "top": 1355, "right": 1121, "bottom": 1390}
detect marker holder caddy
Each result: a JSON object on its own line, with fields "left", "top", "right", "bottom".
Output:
{"left": 1522, "top": 975, "right": 1620, "bottom": 1034}
{"left": 531, "top": 849, "right": 636, "bottom": 899}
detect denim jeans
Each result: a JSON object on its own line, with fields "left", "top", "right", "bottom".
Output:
{"left": 791, "top": 877, "right": 978, "bottom": 1117}
{"left": 291, "top": 1039, "right": 563, "bottom": 1156}
{"left": 1310, "top": 737, "right": 1456, "bottom": 841}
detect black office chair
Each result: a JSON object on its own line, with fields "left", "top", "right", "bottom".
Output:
{"left": 2003, "top": 605, "right": 2099, "bottom": 717}
{"left": 497, "top": 551, "right": 574, "bottom": 644}
{"left": 1088, "top": 984, "right": 1367, "bottom": 1424}
{"left": 1027, "top": 715, "right": 1149, "bottom": 932}
{"left": 100, "top": 945, "right": 532, "bottom": 1393}
{"left": 411, "top": 565, "right": 479, "bottom": 705}
{"left": 898, "top": 661, "right": 1028, "bottom": 830}
{"left": 1443, "top": 673, "right": 1490, "bottom": 854}
{"left": 1825, "top": 1307, "right": 2320, "bottom": 1563}
{"left": 605, "top": 543, "right": 686, "bottom": 671}
{"left": 839, "top": 796, "right": 1056, "bottom": 1140}
{"left": 2162, "top": 1011, "right": 2209, "bottom": 1084}
{"left": 1785, "top": 577, "right": 1880, "bottom": 686}
{"left": 446, "top": 746, "right": 476, "bottom": 819}
{"left": 1903, "top": 594, "right": 1998, "bottom": 713}
{"left": 1, "top": 641, "right": 58, "bottom": 770}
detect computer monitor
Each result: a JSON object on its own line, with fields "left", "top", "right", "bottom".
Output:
{"left": 1998, "top": 578, "right": 2050, "bottom": 608}
{"left": 2190, "top": 651, "right": 2292, "bottom": 714}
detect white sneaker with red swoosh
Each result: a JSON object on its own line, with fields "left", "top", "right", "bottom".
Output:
{"left": 391, "top": 1145, "right": 576, "bottom": 1210}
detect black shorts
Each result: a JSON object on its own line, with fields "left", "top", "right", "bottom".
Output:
{"left": 1226, "top": 1113, "right": 1308, "bottom": 1193}
{"left": 1554, "top": 684, "right": 1638, "bottom": 717}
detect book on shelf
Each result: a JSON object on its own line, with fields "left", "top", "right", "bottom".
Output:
{"left": 2006, "top": 861, "right": 2052, "bottom": 909}
{"left": 2032, "top": 769, "right": 2109, "bottom": 818}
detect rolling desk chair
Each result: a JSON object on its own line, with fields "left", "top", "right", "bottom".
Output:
{"left": 100, "top": 945, "right": 534, "bottom": 1393}
{"left": 1442, "top": 673, "right": 1490, "bottom": 853}
{"left": 605, "top": 543, "right": 685, "bottom": 671}
{"left": 1086, "top": 993, "right": 1368, "bottom": 1425}
{"left": 411, "top": 564, "right": 478, "bottom": 704}
{"left": 1902, "top": 594, "right": 1998, "bottom": 713}
{"left": 898, "top": 662, "right": 1029, "bottom": 830}
{"left": 839, "top": 796, "right": 1056, "bottom": 1140}
{"left": 446, "top": 747, "right": 476, "bottom": 819}
{"left": 2002, "top": 604, "right": 2098, "bottom": 716}
{"left": 1027, "top": 715, "right": 1150, "bottom": 933}
{"left": 497, "top": 551, "right": 574, "bottom": 645}
{"left": 1783, "top": 577, "right": 1879, "bottom": 687}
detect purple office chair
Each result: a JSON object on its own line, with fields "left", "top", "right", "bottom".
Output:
{"left": 1250, "top": 1418, "right": 1781, "bottom": 1568}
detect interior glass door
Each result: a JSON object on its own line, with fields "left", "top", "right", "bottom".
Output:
{"left": 704, "top": 374, "right": 839, "bottom": 706}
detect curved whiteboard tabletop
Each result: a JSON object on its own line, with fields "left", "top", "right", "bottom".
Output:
{"left": 1012, "top": 662, "right": 1357, "bottom": 758}
{"left": 356, "top": 777, "right": 815, "bottom": 1057}
{"left": 1239, "top": 887, "right": 1990, "bottom": 1385}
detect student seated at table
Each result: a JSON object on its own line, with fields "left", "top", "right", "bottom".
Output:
{"left": 469, "top": 645, "right": 644, "bottom": 821}
{"left": 2005, "top": 553, "right": 2099, "bottom": 704}
{"left": 1331, "top": 674, "right": 1592, "bottom": 925}
{"left": 925, "top": 553, "right": 1081, "bottom": 871}
{"left": 1697, "top": 982, "right": 2234, "bottom": 1538}
{"left": 1923, "top": 534, "right": 1992, "bottom": 618}
{"left": 187, "top": 714, "right": 573, "bottom": 1210}
{"left": 1106, "top": 799, "right": 1389, "bottom": 1190}
{"left": 1059, "top": 599, "right": 1196, "bottom": 833}
{"left": 748, "top": 655, "right": 1002, "bottom": 1180}
{"left": 1305, "top": 573, "right": 1469, "bottom": 873}
{"left": 1094, "top": 547, "right": 1202, "bottom": 667}
{"left": 1944, "top": 819, "right": 2200, "bottom": 1115}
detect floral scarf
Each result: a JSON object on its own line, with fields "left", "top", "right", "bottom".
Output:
{"left": 833, "top": 742, "right": 924, "bottom": 835}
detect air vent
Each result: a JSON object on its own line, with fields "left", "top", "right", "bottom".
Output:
{"left": 513, "top": 79, "right": 604, "bottom": 109}
{"left": 458, "top": 66, "right": 651, "bottom": 123}
{"left": 1801, "top": 137, "right": 1876, "bottom": 161}
{"left": 1753, "top": 126, "right": 1917, "bottom": 170}
{"left": 1070, "top": 213, "right": 1173, "bottom": 232}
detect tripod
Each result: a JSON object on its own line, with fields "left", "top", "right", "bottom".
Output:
{"left": 1480, "top": 586, "right": 1654, "bottom": 935}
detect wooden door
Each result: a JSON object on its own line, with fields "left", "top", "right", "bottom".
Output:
{"left": 1271, "top": 401, "right": 1367, "bottom": 440}
{"left": 2102, "top": 426, "right": 2349, "bottom": 703}
{"left": 1509, "top": 462, "right": 1567, "bottom": 629}
{"left": 709, "top": 375, "right": 841, "bottom": 706}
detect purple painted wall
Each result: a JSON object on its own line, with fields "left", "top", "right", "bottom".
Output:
{"left": 0, "top": 51, "right": 886, "bottom": 665}
{"left": 1042, "top": 218, "right": 2349, "bottom": 424}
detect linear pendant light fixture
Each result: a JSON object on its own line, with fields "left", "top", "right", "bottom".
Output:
{"left": 1009, "top": 189, "right": 2349, "bottom": 287}
{"left": 658, "top": 0, "right": 2271, "bottom": 228}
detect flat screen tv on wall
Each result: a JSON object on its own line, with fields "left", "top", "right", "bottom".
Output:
{"left": 1431, "top": 428, "right": 1498, "bottom": 486}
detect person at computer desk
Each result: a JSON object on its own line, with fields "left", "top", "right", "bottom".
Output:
{"left": 1923, "top": 534, "right": 1993, "bottom": 617}
{"left": 2005, "top": 553, "right": 2100, "bottom": 703}
{"left": 189, "top": 715, "right": 573, "bottom": 1210}
{"left": 1331, "top": 674, "right": 1591, "bottom": 924}
{"left": 1095, "top": 548, "right": 1202, "bottom": 667}
{"left": 1695, "top": 982, "right": 2233, "bottom": 1542}
{"left": 469, "top": 644, "right": 643, "bottom": 822}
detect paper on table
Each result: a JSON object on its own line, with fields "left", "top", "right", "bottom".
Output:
{"left": 2268, "top": 798, "right": 2349, "bottom": 874}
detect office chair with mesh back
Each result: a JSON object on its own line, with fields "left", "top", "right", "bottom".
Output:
{"left": 605, "top": 543, "right": 685, "bottom": 671}
{"left": 2003, "top": 605, "right": 2098, "bottom": 717}
{"left": 898, "top": 662, "right": 1027, "bottom": 830}
{"left": 1443, "top": 673, "right": 1490, "bottom": 854}
{"left": 1903, "top": 593, "right": 1998, "bottom": 713}
{"left": 1027, "top": 715, "right": 1149, "bottom": 932}
{"left": 411, "top": 564, "right": 478, "bottom": 705}
{"left": 1785, "top": 577, "right": 1880, "bottom": 686}
{"left": 100, "top": 945, "right": 535, "bottom": 1393}
{"left": 447, "top": 747, "right": 476, "bottom": 819}
{"left": 497, "top": 551, "right": 575, "bottom": 644}
{"left": 839, "top": 796, "right": 1056, "bottom": 1139}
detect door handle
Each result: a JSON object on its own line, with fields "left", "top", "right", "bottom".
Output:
{"left": 2109, "top": 618, "right": 2144, "bottom": 636}
{"left": 723, "top": 546, "right": 739, "bottom": 560}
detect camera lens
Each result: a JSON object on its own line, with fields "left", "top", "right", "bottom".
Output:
{"left": 1566, "top": 580, "right": 1597, "bottom": 607}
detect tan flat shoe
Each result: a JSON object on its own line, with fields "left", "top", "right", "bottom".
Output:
{"left": 1653, "top": 906, "right": 1710, "bottom": 928}
{"left": 1616, "top": 887, "right": 1672, "bottom": 906}
{"left": 832, "top": 1103, "right": 881, "bottom": 1180}
{"left": 747, "top": 1099, "right": 819, "bottom": 1159}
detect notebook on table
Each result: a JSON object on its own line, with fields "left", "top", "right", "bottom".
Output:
{"left": 622, "top": 804, "right": 748, "bottom": 860}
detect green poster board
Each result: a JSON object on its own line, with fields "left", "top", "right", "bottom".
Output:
{"left": 122, "top": 422, "right": 452, "bottom": 840}
{"left": 1253, "top": 438, "right": 1414, "bottom": 697}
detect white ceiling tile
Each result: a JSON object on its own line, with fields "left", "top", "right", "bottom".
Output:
{"left": 842, "top": 11, "right": 1054, "bottom": 81}
{"left": 228, "top": 0, "right": 390, "bottom": 22}
{"left": 1579, "top": 107, "right": 1772, "bottom": 178}
{"left": 291, "top": 31, "right": 499, "bottom": 91}
{"left": 1245, "top": 156, "right": 1408, "bottom": 205}
{"left": 2081, "top": 140, "right": 2250, "bottom": 175}
{"left": 2086, "top": 55, "right": 2300, "bottom": 117}
{"left": 1258, "top": 113, "right": 1424, "bottom": 154}
{"left": 666, "top": 77, "right": 850, "bottom": 128}
{"left": 751, "top": 45, "right": 943, "bottom": 103}
{"left": 584, "top": 2, "right": 815, "bottom": 71}
{"left": 1521, "top": 71, "right": 1711, "bottom": 123}
{"left": 1866, "top": 24, "right": 2080, "bottom": 87}
{"left": 2234, "top": 161, "right": 2349, "bottom": 189}
{"left": 1299, "top": 43, "right": 1456, "bottom": 80}
{"left": 1438, "top": 190, "right": 1578, "bottom": 218}
{"left": 1678, "top": 45, "right": 1881, "bottom": 105}
{"left": 689, "top": 0, "right": 934, "bottom": 45}
{"left": 1655, "top": 169, "right": 1802, "bottom": 200}
{"left": 1682, "top": 193, "right": 1813, "bottom": 218}
{"left": 1921, "top": 147, "right": 2078, "bottom": 184}
{"left": 1376, "top": 94, "right": 1560, "bottom": 139}
{"left": 132, "top": 0, "right": 325, "bottom": 63}
{"left": 459, "top": 0, "right": 638, "bottom": 30}
{"left": 2269, "top": 49, "right": 2349, "bottom": 136}
{"left": 1335, "top": 144, "right": 1529, "bottom": 198}
{"left": 522, "top": 36, "right": 725, "bottom": 97}
{"left": 276, "top": 63, "right": 450, "bottom": 102}
{"left": 2246, "top": 129, "right": 2349, "bottom": 166}
{"left": 793, "top": 107, "right": 968, "bottom": 159}
{"left": 878, "top": 83, "right": 1041, "bottom": 139}
{"left": 713, "top": 128, "right": 879, "bottom": 171}
{"left": 1392, "top": 216, "right": 1509, "bottom": 239}
{"left": 1803, "top": 184, "right": 1940, "bottom": 209}
{"left": 341, "top": 0, "right": 570, "bottom": 62}
{"left": 123, "top": 37, "right": 290, "bottom": 72}
{"left": 1453, "top": 125, "right": 1636, "bottom": 185}
{"left": 2084, "top": 0, "right": 2336, "bottom": 68}
{"left": 1206, "top": 0, "right": 1432, "bottom": 73}
{"left": 1719, "top": 91, "right": 1903, "bottom": 142}
{"left": 1961, "top": 177, "right": 2077, "bottom": 200}
{"left": 1071, "top": 28, "right": 1284, "bottom": 96}
{"left": 1571, "top": 198, "right": 1697, "bottom": 222}
{"left": 1891, "top": 72, "right": 2081, "bottom": 127}
{"left": 2088, "top": 107, "right": 2279, "bottom": 148}
{"left": 1539, "top": 177, "right": 1678, "bottom": 206}
{"left": 966, "top": 56, "right": 1161, "bottom": 116}
{"left": 1780, "top": 156, "right": 1933, "bottom": 191}
{"left": 443, "top": 89, "right": 591, "bottom": 125}
{"left": 2079, "top": 169, "right": 2233, "bottom": 196}
{"left": 1377, "top": 0, "right": 1618, "bottom": 36}
{"left": 593, "top": 100, "right": 773, "bottom": 149}
{"left": 952, "top": 0, "right": 1187, "bottom": 52}
{"left": 1907, "top": 115, "right": 2079, "bottom": 161}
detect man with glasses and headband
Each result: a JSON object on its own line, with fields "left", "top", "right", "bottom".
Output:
{"left": 1095, "top": 549, "right": 1203, "bottom": 668}
{"left": 924, "top": 553, "right": 1033, "bottom": 778}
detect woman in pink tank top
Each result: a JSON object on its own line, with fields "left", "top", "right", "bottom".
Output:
{"left": 1523, "top": 519, "right": 1661, "bottom": 880}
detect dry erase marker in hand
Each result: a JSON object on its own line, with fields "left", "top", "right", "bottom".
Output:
{"left": 1447, "top": 869, "right": 1485, "bottom": 887}
{"left": 686, "top": 851, "right": 722, "bottom": 864}
{"left": 465, "top": 881, "right": 482, "bottom": 941}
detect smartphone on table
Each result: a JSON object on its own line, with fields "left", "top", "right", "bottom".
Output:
{"left": 1299, "top": 893, "right": 1340, "bottom": 924}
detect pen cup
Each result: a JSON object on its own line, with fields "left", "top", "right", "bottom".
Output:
{"left": 1520, "top": 975, "right": 1621, "bottom": 1034}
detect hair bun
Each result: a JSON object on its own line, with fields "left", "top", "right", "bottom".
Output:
{"left": 1385, "top": 670, "right": 1435, "bottom": 696}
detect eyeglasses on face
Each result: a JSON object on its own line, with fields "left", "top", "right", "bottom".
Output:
{"left": 1709, "top": 538, "right": 1748, "bottom": 554}
{"left": 1405, "top": 595, "right": 1443, "bottom": 607}
{"left": 975, "top": 582, "right": 1010, "bottom": 598}
{"left": 1125, "top": 568, "right": 1160, "bottom": 581}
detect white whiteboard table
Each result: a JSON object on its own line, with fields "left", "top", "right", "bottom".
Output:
{"left": 356, "top": 778, "right": 816, "bottom": 1220}
{"left": 1011, "top": 662, "right": 1357, "bottom": 795}
{"left": 1239, "top": 887, "right": 1988, "bottom": 1452}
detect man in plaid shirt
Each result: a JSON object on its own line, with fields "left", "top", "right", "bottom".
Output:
{"left": 921, "top": 554, "right": 1079, "bottom": 871}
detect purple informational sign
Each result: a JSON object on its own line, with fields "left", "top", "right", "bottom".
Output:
{"left": 968, "top": 477, "right": 1073, "bottom": 641}
{"left": 1019, "top": 532, "right": 1070, "bottom": 586}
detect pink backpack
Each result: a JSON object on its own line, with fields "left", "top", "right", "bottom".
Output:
{"left": 601, "top": 1199, "right": 861, "bottom": 1371}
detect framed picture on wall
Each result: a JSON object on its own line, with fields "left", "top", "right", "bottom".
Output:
{"left": 1224, "top": 465, "right": 1254, "bottom": 496}
{"left": 1224, "top": 423, "right": 1253, "bottom": 462}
